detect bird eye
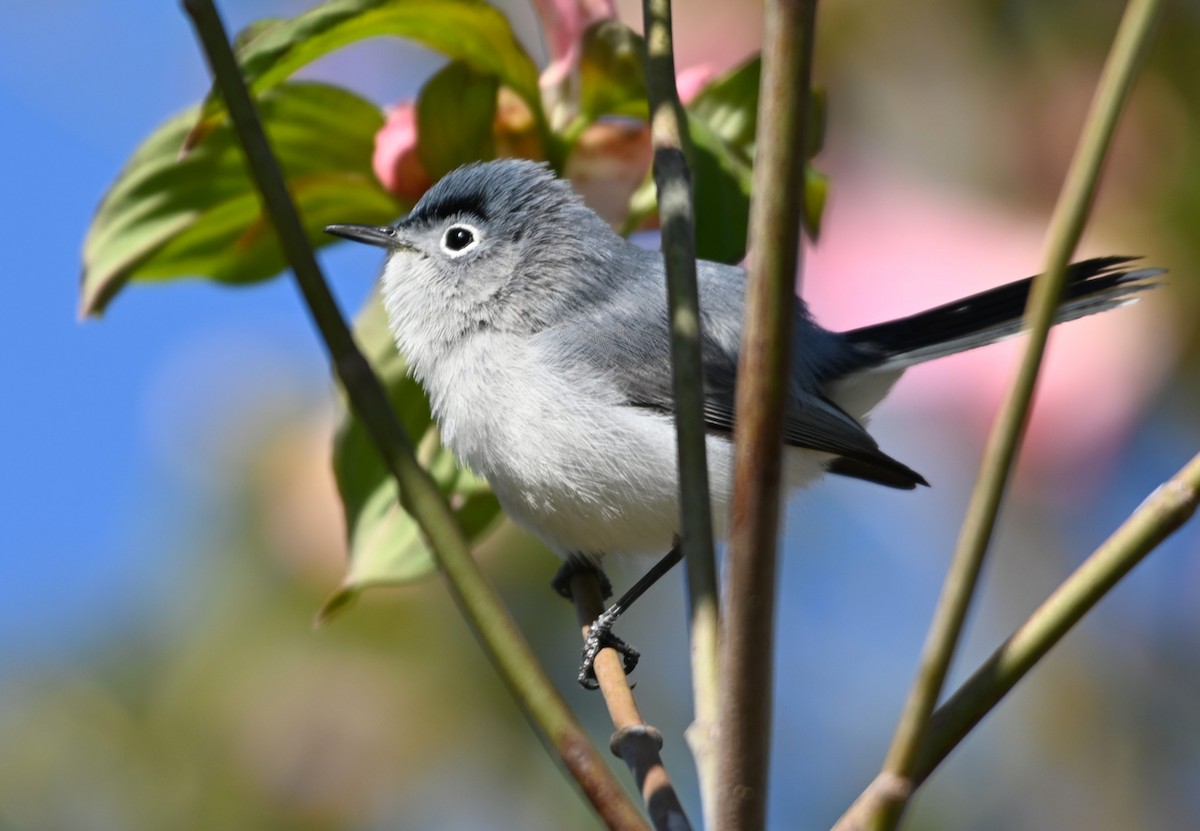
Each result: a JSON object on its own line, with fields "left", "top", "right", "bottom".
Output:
{"left": 440, "top": 223, "right": 480, "bottom": 257}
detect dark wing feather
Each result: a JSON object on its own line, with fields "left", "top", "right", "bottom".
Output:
{"left": 551, "top": 247, "right": 926, "bottom": 489}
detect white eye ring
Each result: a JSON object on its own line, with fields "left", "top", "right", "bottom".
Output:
{"left": 440, "top": 222, "right": 482, "bottom": 257}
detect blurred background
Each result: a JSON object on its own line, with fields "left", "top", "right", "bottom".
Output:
{"left": 2, "top": 0, "right": 1199, "bottom": 828}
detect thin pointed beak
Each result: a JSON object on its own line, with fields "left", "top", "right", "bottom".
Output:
{"left": 324, "top": 223, "right": 399, "bottom": 248}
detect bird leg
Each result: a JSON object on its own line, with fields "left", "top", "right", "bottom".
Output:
{"left": 551, "top": 555, "right": 612, "bottom": 599}
{"left": 553, "top": 543, "right": 685, "bottom": 689}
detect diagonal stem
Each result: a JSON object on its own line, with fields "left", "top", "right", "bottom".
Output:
{"left": 180, "top": 1, "right": 648, "bottom": 828}
{"left": 835, "top": 449, "right": 1200, "bottom": 830}
{"left": 874, "top": 0, "right": 1163, "bottom": 827}
{"left": 569, "top": 570, "right": 694, "bottom": 831}
{"left": 912, "top": 450, "right": 1200, "bottom": 782}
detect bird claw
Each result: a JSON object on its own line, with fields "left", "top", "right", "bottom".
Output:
{"left": 578, "top": 609, "right": 640, "bottom": 690}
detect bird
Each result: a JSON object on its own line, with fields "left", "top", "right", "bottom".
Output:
{"left": 326, "top": 158, "right": 1162, "bottom": 686}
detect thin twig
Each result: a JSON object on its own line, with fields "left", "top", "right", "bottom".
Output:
{"left": 834, "top": 449, "right": 1200, "bottom": 830}
{"left": 913, "top": 450, "right": 1200, "bottom": 781}
{"left": 873, "top": 0, "right": 1163, "bottom": 828}
{"left": 641, "top": 0, "right": 720, "bottom": 822}
{"left": 570, "top": 572, "right": 693, "bottom": 831}
{"left": 716, "top": 1, "right": 818, "bottom": 829}
{"left": 179, "top": 2, "right": 647, "bottom": 828}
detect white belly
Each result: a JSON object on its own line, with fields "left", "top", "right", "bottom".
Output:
{"left": 422, "top": 333, "right": 827, "bottom": 562}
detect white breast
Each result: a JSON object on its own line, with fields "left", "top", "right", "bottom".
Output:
{"left": 412, "top": 331, "right": 829, "bottom": 563}
{"left": 422, "top": 332, "right": 677, "bottom": 559}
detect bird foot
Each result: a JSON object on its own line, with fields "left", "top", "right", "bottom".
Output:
{"left": 578, "top": 607, "right": 640, "bottom": 690}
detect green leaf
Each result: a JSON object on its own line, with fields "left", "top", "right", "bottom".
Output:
{"left": 81, "top": 81, "right": 399, "bottom": 316}
{"left": 806, "top": 86, "right": 827, "bottom": 159}
{"left": 416, "top": 60, "right": 499, "bottom": 179}
{"left": 624, "top": 114, "right": 750, "bottom": 263}
{"left": 192, "top": 0, "right": 541, "bottom": 145}
{"left": 804, "top": 166, "right": 828, "bottom": 242}
{"left": 322, "top": 290, "right": 501, "bottom": 620}
{"left": 682, "top": 57, "right": 763, "bottom": 263}
{"left": 625, "top": 56, "right": 829, "bottom": 257}
{"left": 687, "top": 55, "right": 761, "bottom": 153}
{"left": 687, "top": 56, "right": 829, "bottom": 247}
{"left": 687, "top": 114, "right": 753, "bottom": 264}
{"left": 622, "top": 57, "right": 759, "bottom": 261}
{"left": 687, "top": 58, "right": 824, "bottom": 160}
{"left": 579, "top": 21, "right": 648, "bottom": 121}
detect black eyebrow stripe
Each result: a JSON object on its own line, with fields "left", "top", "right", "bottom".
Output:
{"left": 413, "top": 192, "right": 489, "bottom": 224}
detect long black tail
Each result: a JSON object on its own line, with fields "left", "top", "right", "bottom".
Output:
{"left": 840, "top": 257, "right": 1163, "bottom": 371}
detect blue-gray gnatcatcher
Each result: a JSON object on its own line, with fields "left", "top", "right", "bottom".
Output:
{"left": 327, "top": 159, "right": 1161, "bottom": 686}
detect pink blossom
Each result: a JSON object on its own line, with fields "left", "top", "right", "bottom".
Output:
{"left": 532, "top": 0, "right": 617, "bottom": 89}
{"left": 675, "top": 64, "right": 716, "bottom": 104}
{"left": 372, "top": 102, "right": 433, "bottom": 205}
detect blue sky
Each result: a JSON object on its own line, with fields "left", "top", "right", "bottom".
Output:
{"left": 0, "top": 1, "right": 380, "bottom": 665}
